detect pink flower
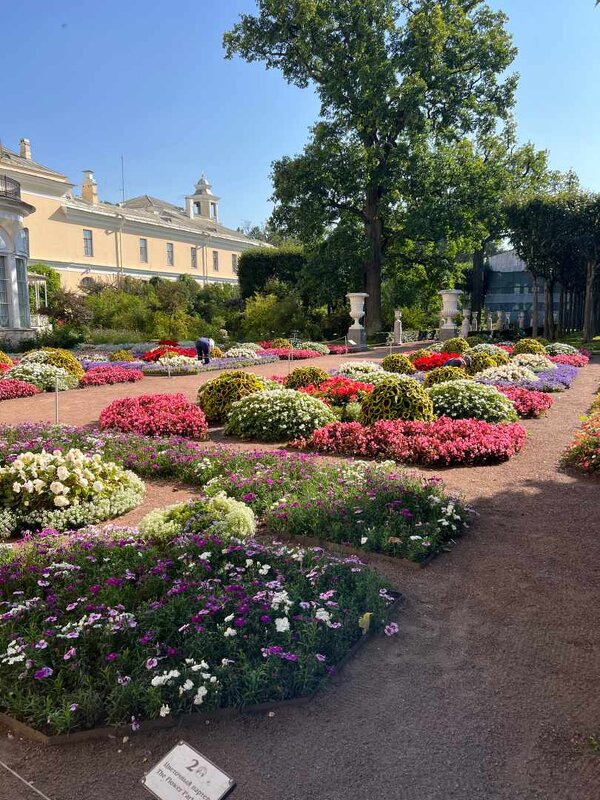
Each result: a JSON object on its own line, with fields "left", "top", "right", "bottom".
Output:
{"left": 63, "top": 647, "right": 76, "bottom": 660}
{"left": 80, "top": 366, "right": 144, "bottom": 387}
{"left": 385, "top": 623, "right": 399, "bottom": 636}
{"left": 99, "top": 394, "right": 208, "bottom": 439}
{"left": 34, "top": 666, "right": 53, "bottom": 680}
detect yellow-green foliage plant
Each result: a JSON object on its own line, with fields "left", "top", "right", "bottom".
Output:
{"left": 360, "top": 376, "right": 434, "bottom": 425}
{"left": 423, "top": 365, "right": 467, "bottom": 388}
{"left": 441, "top": 337, "right": 470, "bottom": 354}
{"left": 284, "top": 366, "right": 329, "bottom": 390}
{"left": 197, "top": 370, "right": 268, "bottom": 423}
{"left": 512, "top": 338, "right": 547, "bottom": 356}
{"left": 408, "top": 348, "right": 433, "bottom": 362}
{"left": 466, "top": 352, "right": 497, "bottom": 375}
{"left": 0, "top": 351, "right": 13, "bottom": 366}
{"left": 21, "top": 348, "right": 85, "bottom": 379}
{"left": 109, "top": 349, "right": 134, "bottom": 362}
{"left": 381, "top": 354, "right": 416, "bottom": 374}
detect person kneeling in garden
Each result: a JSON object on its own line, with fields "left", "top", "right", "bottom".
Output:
{"left": 195, "top": 336, "right": 214, "bottom": 365}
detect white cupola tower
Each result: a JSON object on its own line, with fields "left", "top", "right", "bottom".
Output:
{"left": 185, "top": 175, "right": 220, "bottom": 221}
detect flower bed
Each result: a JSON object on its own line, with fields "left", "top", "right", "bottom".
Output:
{"left": 327, "top": 345, "right": 350, "bottom": 355}
{"left": 0, "top": 449, "right": 144, "bottom": 537}
{"left": 141, "top": 355, "right": 278, "bottom": 376}
{"left": 142, "top": 346, "right": 197, "bottom": 363}
{"left": 261, "top": 348, "right": 322, "bottom": 360}
{"left": 335, "top": 361, "right": 384, "bottom": 378}
{"left": 79, "top": 366, "right": 144, "bottom": 387}
{"left": 99, "top": 394, "right": 209, "bottom": 438}
{"left": 80, "top": 359, "right": 145, "bottom": 372}
{"left": 410, "top": 352, "right": 460, "bottom": 372}
{"left": 496, "top": 387, "right": 553, "bottom": 418}
{"left": 562, "top": 391, "right": 600, "bottom": 473}
{"left": 292, "top": 418, "right": 527, "bottom": 466}
{"left": 5, "top": 362, "right": 79, "bottom": 392}
{"left": 548, "top": 354, "right": 589, "bottom": 367}
{"left": 225, "top": 389, "right": 336, "bottom": 441}
{"left": 299, "top": 376, "right": 374, "bottom": 405}
{"left": 0, "top": 527, "right": 395, "bottom": 734}
{"left": 0, "top": 380, "right": 41, "bottom": 401}
{"left": 428, "top": 380, "right": 518, "bottom": 423}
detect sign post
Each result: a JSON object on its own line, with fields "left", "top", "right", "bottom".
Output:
{"left": 54, "top": 376, "right": 59, "bottom": 424}
{"left": 142, "top": 741, "right": 235, "bottom": 800}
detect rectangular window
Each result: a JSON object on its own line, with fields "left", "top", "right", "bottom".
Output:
{"left": 0, "top": 256, "right": 10, "bottom": 326}
{"left": 83, "top": 229, "right": 93, "bottom": 257}
{"left": 166, "top": 242, "right": 174, "bottom": 266}
{"left": 139, "top": 238, "right": 148, "bottom": 263}
{"left": 16, "top": 258, "right": 30, "bottom": 328}
{"left": 191, "top": 247, "right": 198, "bottom": 269}
{"left": 212, "top": 250, "right": 219, "bottom": 271}
{"left": 231, "top": 254, "right": 239, "bottom": 274}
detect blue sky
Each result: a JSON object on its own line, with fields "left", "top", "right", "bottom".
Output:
{"left": 1, "top": 1, "right": 598, "bottom": 229}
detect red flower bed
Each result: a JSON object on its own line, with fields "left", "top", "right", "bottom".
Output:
{"left": 548, "top": 354, "right": 589, "bottom": 367}
{"left": 292, "top": 417, "right": 526, "bottom": 466}
{"left": 299, "top": 376, "right": 373, "bottom": 405}
{"left": 411, "top": 352, "right": 460, "bottom": 371}
{"left": 0, "top": 379, "right": 41, "bottom": 401}
{"left": 262, "top": 348, "right": 321, "bottom": 360}
{"left": 497, "top": 345, "right": 514, "bottom": 353}
{"left": 99, "top": 393, "right": 208, "bottom": 438}
{"left": 328, "top": 345, "right": 349, "bottom": 355}
{"left": 158, "top": 339, "right": 179, "bottom": 346}
{"left": 142, "top": 346, "right": 197, "bottom": 363}
{"left": 80, "top": 366, "right": 144, "bottom": 387}
{"left": 0, "top": 364, "right": 10, "bottom": 374}
{"left": 496, "top": 386, "right": 553, "bottom": 418}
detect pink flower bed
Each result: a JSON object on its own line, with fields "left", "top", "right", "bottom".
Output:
{"left": 496, "top": 386, "right": 553, "bottom": 418}
{"left": 0, "top": 379, "right": 41, "bottom": 401}
{"left": 261, "top": 348, "right": 321, "bottom": 360}
{"left": 99, "top": 393, "right": 208, "bottom": 438}
{"left": 327, "top": 345, "right": 349, "bottom": 355}
{"left": 292, "top": 417, "right": 527, "bottom": 466}
{"left": 0, "top": 364, "right": 10, "bottom": 374}
{"left": 411, "top": 352, "right": 461, "bottom": 371}
{"left": 548, "top": 354, "right": 589, "bottom": 367}
{"left": 80, "top": 366, "right": 144, "bottom": 387}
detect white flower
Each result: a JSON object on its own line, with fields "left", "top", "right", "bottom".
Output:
{"left": 223, "top": 627, "right": 237, "bottom": 638}
{"left": 193, "top": 686, "right": 208, "bottom": 705}
{"left": 50, "top": 481, "right": 65, "bottom": 495}
{"left": 159, "top": 704, "right": 170, "bottom": 717}
{"left": 53, "top": 495, "right": 70, "bottom": 508}
{"left": 92, "top": 481, "right": 104, "bottom": 492}
{"left": 275, "top": 617, "right": 290, "bottom": 633}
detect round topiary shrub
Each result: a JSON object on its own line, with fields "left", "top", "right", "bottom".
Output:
{"left": 0, "top": 350, "right": 13, "bottom": 366}
{"left": 284, "top": 365, "right": 330, "bottom": 389}
{"left": 511, "top": 353, "right": 556, "bottom": 373}
{"left": 225, "top": 389, "right": 336, "bottom": 442}
{"left": 545, "top": 342, "right": 578, "bottom": 356}
{"left": 441, "top": 337, "right": 470, "bottom": 354}
{"left": 100, "top": 393, "right": 208, "bottom": 438}
{"left": 109, "top": 349, "right": 134, "bottom": 362}
{"left": 408, "top": 348, "right": 434, "bottom": 362}
{"left": 139, "top": 494, "right": 256, "bottom": 543}
{"left": 423, "top": 365, "right": 467, "bottom": 388}
{"left": 512, "top": 338, "right": 547, "bottom": 356}
{"left": 21, "top": 348, "right": 85, "bottom": 379}
{"left": 271, "top": 337, "right": 292, "bottom": 349}
{"left": 0, "top": 449, "right": 145, "bottom": 537}
{"left": 360, "top": 376, "right": 434, "bottom": 425}
{"left": 491, "top": 350, "right": 510, "bottom": 366}
{"left": 428, "top": 380, "right": 518, "bottom": 423}
{"left": 466, "top": 352, "right": 497, "bottom": 375}
{"left": 5, "top": 362, "right": 79, "bottom": 391}
{"left": 476, "top": 365, "right": 539, "bottom": 384}
{"left": 300, "top": 341, "right": 329, "bottom": 355}
{"left": 381, "top": 354, "right": 416, "bottom": 375}
{"left": 466, "top": 335, "right": 486, "bottom": 347}
{"left": 197, "top": 370, "right": 268, "bottom": 423}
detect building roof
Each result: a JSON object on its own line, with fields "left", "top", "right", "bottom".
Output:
{"left": 0, "top": 145, "right": 68, "bottom": 181}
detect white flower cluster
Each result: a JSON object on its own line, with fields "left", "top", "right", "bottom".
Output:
{"left": 300, "top": 341, "right": 329, "bottom": 355}
{"left": 150, "top": 658, "right": 220, "bottom": 710}
{"left": 225, "top": 345, "right": 262, "bottom": 359}
{"left": 468, "top": 343, "right": 507, "bottom": 356}
{"left": 428, "top": 379, "right": 518, "bottom": 423}
{"left": 139, "top": 492, "right": 256, "bottom": 542}
{"left": 510, "top": 353, "right": 556, "bottom": 373}
{"left": 545, "top": 342, "right": 578, "bottom": 356}
{"left": 224, "top": 388, "right": 336, "bottom": 442}
{"left": 5, "top": 362, "right": 78, "bottom": 391}
{"left": 476, "top": 364, "right": 539, "bottom": 383}
{"left": 0, "top": 449, "right": 144, "bottom": 537}
{"left": 157, "top": 354, "right": 198, "bottom": 367}
{"left": 336, "top": 361, "right": 384, "bottom": 378}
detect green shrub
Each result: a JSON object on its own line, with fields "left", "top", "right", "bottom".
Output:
{"left": 512, "top": 338, "right": 547, "bottom": 355}
{"left": 300, "top": 341, "right": 329, "bottom": 355}
{"left": 5, "top": 362, "right": 79, "bottom": 391}
{"left": 423, "top": 365, "right": 466, "bottom": 388}
{"left": 284, "top": 366, "right": 329, "bottom": 389}
{"left": 466, "top": 352, "right": 497, "bottom": 375}
{"left": 428, "top": 380, "right": 518, "bottom": 423}
{"left": 441, "top": 337, "right": 470, "bottom": 354}
{"left": 466, "top": 335, "right": 486, "bottom": 347}
{"left": 109, "top": 349, "right": 134, "bottom": 362}
{"left": 21, "top": 348, "right": 85, "bottom": 379}
{"left": 360, "top": 376, "right": 434, "bottom": 425}
{"left": 139, "top": 494, "right": 256, "bottom": 542}
{"left": 381, "top": 354, "right": 416, "bottom": 374}
{"left": 491, "top": 350, "right": 510, "bottom": 366}
{"left": 197, "top": 370, "right": 268, "bottom": 423}
{"left": 408, "top": 348, "right": 433, "bottom": 362}
{"left": 225, "top": 389, "right": 336, "bottom": 441}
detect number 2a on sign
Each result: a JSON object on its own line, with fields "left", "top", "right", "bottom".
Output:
{"left": 142, "top": 740, "right": 235, "bottom": 800}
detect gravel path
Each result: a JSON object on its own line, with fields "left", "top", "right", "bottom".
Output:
{"left": 0, "top": 356, "right": 599, "bottom": 800}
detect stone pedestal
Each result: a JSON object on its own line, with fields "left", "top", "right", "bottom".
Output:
{"left": 439, "top": 290, "right": 461, "bottom": 342}
{"left": 346, "top": 292, "right": 369, "bottom": 351}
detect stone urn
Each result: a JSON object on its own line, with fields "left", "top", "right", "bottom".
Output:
{"left": 393, "top": 308, "right": 403, "bottom": 344}
{"left": 438, "top": 290, "right": 461, "bottom": 341}
{"left": 346, "top": 292, "right": 369, "bottom": 350}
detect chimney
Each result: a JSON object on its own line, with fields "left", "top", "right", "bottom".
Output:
{"left": 82, "top": 170, "right": 98, "bottom": 205}
{"left": 19, "top": 138, "right": 31, "bottom": 160}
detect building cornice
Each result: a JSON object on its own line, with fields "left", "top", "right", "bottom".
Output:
{"left": 37, "top": 259, "right": 238, "bottom": 284}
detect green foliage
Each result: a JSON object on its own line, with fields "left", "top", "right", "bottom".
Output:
{"left": 466, "top": 352, "right": 497, "bottom": 375}
{"left": 381, "top": 354, "right": 416, "bottom": 375}
{"left": 109, "top": 349, "right": 134, "bottom": 362}
{"left": 197, "top": 370, "right": 268, "bottom": 423}
{"left": 408, "top": 348, "right": 434, "bottom": 362}
{"left": 512, "top": 338, "right": 547, "bottom": 355}
{"left": 284, "top": 366, "right": 329, "bottom": 389}
{"left": 237, "top": 246, "right": 307, "bottom": 299}
{"left": 21, "top": 348, "right": 84, "bottom": 379}
{"left": 423, "top": 366, "right": 467, "bottom": 388}
{"left": 139, "top": 495, "right": 256, "bottom": 543}
{"left": 360, "top": 376, "right": 434, "bottom": 425}
{"left": 271, "top": 337, "right": 292, "bottom": 349}
{"left": 225, "top": 389, "right": 336, "bottom": 442}
{"left": 28, "top": 263, "right": 61, "bottom": 305}
{"left": 428, "top": 380, "right": 518, "bottom": 422}
{"left": 441, "top": 337, "right": 470, "bottom": 354}
{"left": 241, "top": 283, "right": 310, "bottom": 340}
{"left": 466, "top": 335, "right": 486, "bottom": 347}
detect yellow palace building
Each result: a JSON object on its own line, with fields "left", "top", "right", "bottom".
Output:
{"left": 0, "top": 138, "right": 263, "bottom": 298}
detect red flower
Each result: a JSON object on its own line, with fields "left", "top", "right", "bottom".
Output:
{"left": 142, "top": 346, "right": 196, "bottom": 363}
{"left": 496, "top": 387, "right": 553, "bottom": 418}
{"left": 80, "top": 366, "right": 144, "bottom": 387}
{"left": 99, "top": 393, "right": 208, "bottom": 438}
{"left": 0, "top": 379, "right": 41, "bottom": 400}
{"left": 299, "top": 376, "right": 373, "bottom": 404}
{"left": 411, "top": 352, "right": 460, "bottom": 371}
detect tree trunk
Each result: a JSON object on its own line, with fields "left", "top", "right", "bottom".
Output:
{"left": 558, "top": 284, "right": 566, "bottom": 337}
{"left": 530, "top": 273, "right": 539, "bottom": 337}
{"left": 363, "top": 187, "right": 383, "bottom": 335}
{"left": 544, "top": 279, "right": 555, "bottom": 340}
{"left": 470, "top": 247, "right": 486, "bottom": 324}
{"left": 583, "top": 260, "right": 597, "bottom": 342}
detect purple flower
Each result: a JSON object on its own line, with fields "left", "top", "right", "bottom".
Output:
{"left": 69, "top": 703, "right": 79, "bottom": 712}
{"left": 384, "top": 622, "right": 399, "bottom": 637}
{"left": 63, "top": 647, "right": 76, "bottom": 661}
{"left": 131, "top": 715, "right": 140, "bottom": 731}
{"left": 105, "top": 652, "right": 119, "bottom": 661}
{"left": 315, "top": 654, "right": 326, "bottom": 662}
{"left": 34, "top": 666, "right": 53, "bottom": 680}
